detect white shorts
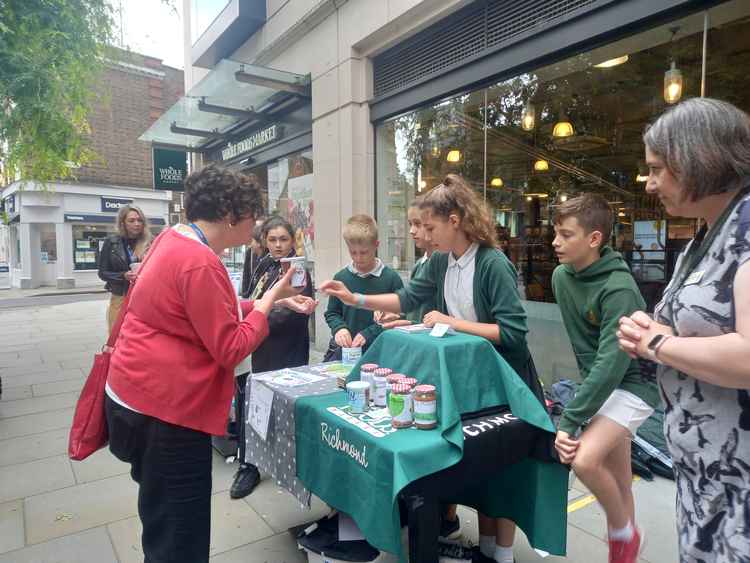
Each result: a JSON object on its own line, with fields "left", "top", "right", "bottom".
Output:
{"left": 595, "top": 389, "right": 654, "bottom": 435}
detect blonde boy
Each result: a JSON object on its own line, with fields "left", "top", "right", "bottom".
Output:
{"left": 324, "top": 215, "right": 403, "bottom": 358}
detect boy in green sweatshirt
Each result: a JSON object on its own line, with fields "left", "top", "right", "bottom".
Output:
{"left": 324, "top": 214, "right": 403, "bottom": 359}
{"left": 551, "top": 194, "right": 658, "bottom": 563}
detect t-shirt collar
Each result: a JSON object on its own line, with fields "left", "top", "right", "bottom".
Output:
{"left": 448, "top": 242, "right": 479, "bottom": 270}
{"left": 347, "top": 258, "right": 385, "bottom": 278}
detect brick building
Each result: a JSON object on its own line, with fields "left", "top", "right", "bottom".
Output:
{"left": 0, "top": 49, "right": 184, "bottom": 289}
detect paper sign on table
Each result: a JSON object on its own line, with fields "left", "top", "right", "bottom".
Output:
{"left": 394, "top": 323, "right": 431, "bottom": 334}
{"left": 254, "top": 369, "right": 325, "bottom": 387}
{"left": 249, "top": 380, "right": 274, "bottom": 441}
{"left": 430, "top": 322, "right": 453, "bottom": 338}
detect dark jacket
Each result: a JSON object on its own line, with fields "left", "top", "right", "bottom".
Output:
{"left": 240, "top": 248, "right": 265, "bottom": 298}
{"left": 98, "top": 235, "right": 132, "bottom": 296}
{"left": 246, "top": 250, "right": 313, "bottom": 372}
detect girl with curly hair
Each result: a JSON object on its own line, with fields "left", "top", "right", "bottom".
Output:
{"left": 321, "top": 174, "right": 539, "bottom": 562}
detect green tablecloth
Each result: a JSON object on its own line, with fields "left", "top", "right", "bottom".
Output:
{"left": 295, "top": 331, "right": 567, "bottom": 559}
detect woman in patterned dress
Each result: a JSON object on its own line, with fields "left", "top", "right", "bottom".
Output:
{"left": 617, "top": 98, "right": 750, "bottom": 563}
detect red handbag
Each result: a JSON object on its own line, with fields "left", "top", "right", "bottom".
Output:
{"left": 68, "top": 231, "right": 164, "bottom": 461}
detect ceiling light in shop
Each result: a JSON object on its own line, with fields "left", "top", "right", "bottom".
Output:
{"left": 446, "top": 150, "right": 462, "bottom": 163}
{"left": 521, "top": 101, "right": 536, "bottom": 131}
{"left": 490, "top": 177, "right": 504, "bottom": 187}
{"left": 534, "top": 159, "right": 549, "bottom": 172}
{"left": 618, "top": 211, "right": 627, "bottom": 217}
{"left": 431, "top": 144, "right": 440, "bottom": 157}
{"left": 552, "top": 110, "right": 575, "bottom": 138}
{"left": 636, "top": 174, "right": 649, "bottom": 183}
{"left": 594, "top": 55, "right": 629, "bottom": 68}
{"left": 664, "top": 61, "right": 683, "bottom": 104}
{"left": 526, "top": 196, "right": 533, "bottom": 202}
{"left": 418, "top": 180, "right": 427, "bottom": 192}
{"left": 559, "top": 193, "right": 568, "bottom": 202}
{"left": 526, "top": 193, "right": 549, "bottom": 198}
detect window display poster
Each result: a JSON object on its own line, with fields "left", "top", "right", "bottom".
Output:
{"left": 633, "top": 220, "right": 666, "bottom": 260}
{"left": 287, "top": 173, "right": 314, "bottom": 262}
{"left": 76, "top": 240, "right": 90, "bottom": 249}
{"left": 75, "top": 251, "right": 87, "bottom": 263}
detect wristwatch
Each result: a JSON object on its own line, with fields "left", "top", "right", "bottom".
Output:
{"left": 647, "top": 334, "right": 671, "bottom": 363}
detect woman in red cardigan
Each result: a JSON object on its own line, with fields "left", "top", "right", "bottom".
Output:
{"left": 105, "top": 165, "right": 315, "bottom": 563}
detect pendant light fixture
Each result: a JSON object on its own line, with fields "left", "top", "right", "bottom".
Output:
{"left": 664, "top": 61, "right": 683, "bottom": 104}
{"left": 552, "top": 108, "right": 575, "bottom": 138}
{"left": 521, "top": 100, "right": 536, "bottom": 131}
{"left": 446, "top": 149, "right": 461, "bottom": 163}
{"left": 534, "top": 159, "right": 549, "bottom": 172}
{"left": 664, "top": 27, "right": 683, "bottom": 105}
{"left": 490, "top": 177, "right": 504, "bottom": 188}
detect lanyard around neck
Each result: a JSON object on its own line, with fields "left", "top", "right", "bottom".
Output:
{"left": 188, "top": 223, "right": 209, "bottom": 246}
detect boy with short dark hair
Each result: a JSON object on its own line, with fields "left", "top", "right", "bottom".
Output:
{"left": 324, "top": 214, "right": 403, "bottom": 359}
{"left": 551, "top": 193, "right": 659, "bottom": 563}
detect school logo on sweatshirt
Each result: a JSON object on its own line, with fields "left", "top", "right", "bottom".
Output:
{"left": 586, "top": 308, "right": 599, "bottom": 326}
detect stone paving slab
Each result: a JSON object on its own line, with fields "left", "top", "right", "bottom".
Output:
{"left": 31, "top": 378, "right": 86, "bottom": 397}
{"left": 209, "top": 532, "right": 308, "bottom": 563}
{"left": 24, "top": 473, "right": 138, "bottom": 544}
{"left": 0, "top": 455, "right": 75, "bottom": 504}
{"left": 0, "top": 392, "right": 79, "bottom": 419}
{"left": 0, "top": 526, "right": 118, "bottom": 563}
{"left": 0, "top": 407, "right": 75, "bottom": 440}
{"left": 0, "top": 500, "right": 24, "bottom": 555}
{"left": 0, "top": 427, "right": 69, "bottom": 467}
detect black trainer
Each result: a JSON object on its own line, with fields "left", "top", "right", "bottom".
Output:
{"left": 437, "top": 540, "right": 474, "bottom": 560}
{"left": 439, "top": 515, "right": 461, "bottom": 541}
{"left": 230, "top": 464, "right": 261, "bottom": 499}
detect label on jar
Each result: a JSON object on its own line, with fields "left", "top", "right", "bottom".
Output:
{"left": 373, "top": 380, "right": 387, "bottom": 407}
{"left": 388, "top": 393, "right": 413, "bottom": 425}
{"left": 414, "top": 399, "right": 437, "bottom": 424}
{"left": 348, "top": 389, "right": 368, "bottom": 414}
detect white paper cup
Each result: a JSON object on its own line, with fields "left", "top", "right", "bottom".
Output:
{"left": 281, "top": 256, "right": 306, "bottom": 287}
{"left": 342, "top": 346, "right": 362, "bottom": 366}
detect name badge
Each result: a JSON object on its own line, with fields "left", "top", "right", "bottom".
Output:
{"left": 685, "top": 270, "right": 704, "bottom": 285}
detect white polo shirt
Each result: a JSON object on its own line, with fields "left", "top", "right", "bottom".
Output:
{"left": 444, "top": 243, "right": 479, "bottom": 322}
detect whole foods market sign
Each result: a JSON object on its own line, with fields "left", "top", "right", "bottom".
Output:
{"left": 153, "top": 148, "right": 188, "bottom": 191}
{"left": 221, "top": 125, "right": 279, "bottom": 161}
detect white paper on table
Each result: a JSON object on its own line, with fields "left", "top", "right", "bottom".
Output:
{"left": 393, "top": 323, "right": 431, "bottom": 334}
{"left": 253, "top": 369, "right": 325, "bottom": 387}
{"left": 338, "top": 512, "right": 365, "bottom": 541}
{"left": 430, "top": 323, "right": 452, "bottom": 338}
{"left": 249, "top": 380, "right": 274, "bottom": 441}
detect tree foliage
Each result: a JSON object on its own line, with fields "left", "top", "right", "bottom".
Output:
{"left": 0, "top": 0, "right": 114, "bottom": 185}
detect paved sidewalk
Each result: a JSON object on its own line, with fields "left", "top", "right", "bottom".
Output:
{"left": 0, "top": 298, "right": 679, "bottom": 562}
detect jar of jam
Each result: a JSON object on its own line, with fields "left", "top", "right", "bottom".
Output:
{"left": 385, "top": 374, "right": 405, "bottom": 403}
{"left": 360, "top": 363, "right": 379, "bottom": 397}
{"left": 400, "top": 377, "right": 418, "bottom": 390}
{"left": 389, "top": 384, "right": 414, "bottom": 428}
{"left": 413, "top": 385, "right": 437, "bottom": 429}
{"left": 372, "top": 368, "right": 392, "bottom": 407}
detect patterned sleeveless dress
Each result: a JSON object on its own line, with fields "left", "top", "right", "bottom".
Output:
{"left": 654, "top": 191, "right": 750, "bottom": 563}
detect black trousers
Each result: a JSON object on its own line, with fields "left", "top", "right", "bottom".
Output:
{"left": 105, "top": 396, "right": 212, "bottom": 563}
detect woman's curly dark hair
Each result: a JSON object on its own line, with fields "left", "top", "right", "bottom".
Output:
{"left": 184, "top": 165, "right": 265, "bottom": 223}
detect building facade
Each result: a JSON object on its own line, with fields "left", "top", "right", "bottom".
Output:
{"left": 0, "top": 49, "right": 184, "bottom": 289}
{"left": 154, "top": 0, "right": 742, "bottom": 369}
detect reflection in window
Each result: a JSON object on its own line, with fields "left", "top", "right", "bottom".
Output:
{"left": 377, "top": 2, "right": 750, "bottom": 303}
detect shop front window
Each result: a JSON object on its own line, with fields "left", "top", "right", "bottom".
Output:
{"left": 376, "top": 2, "right": 747, "bottom": 305}
{"left": 39, "top": 224, "right": 57, "bottom": 263}
{"left": 73, "top": 224, "right": 115, "bottom": 270}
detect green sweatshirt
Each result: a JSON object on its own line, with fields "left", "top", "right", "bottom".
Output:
{"left": 324, "top": 265, "right": 404, "bottom": 348}
{"left": 396, "top": 246, "right": 531, "bottom": 380}
{"left": 406, "top": 255, "right": 437, "bottom": 324}
{"left": 552, "top": 246, "right": 660, "bottom": 435}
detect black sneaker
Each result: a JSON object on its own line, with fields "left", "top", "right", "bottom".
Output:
{"left": 437, "top": 540, "right": 473, "bottom": 560}
{"left": 230, "top": 464, "right": 261, "bottom": 499}
{"left": 439, "top": 515, "right": 461, "bottom": 541}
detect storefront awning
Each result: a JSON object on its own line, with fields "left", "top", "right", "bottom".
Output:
{"left": 139, "top": 59, "right": 310, "bottom": 151}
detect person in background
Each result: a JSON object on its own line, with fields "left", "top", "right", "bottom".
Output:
{"left": 551, "top": 193, "right": 658, "bottom": 563}
{"left": 321, "top": 175, "right": 540, "bottom": 563}
{"left": 230, "top": 215, "right": 315, "bottom": 499}
{"left": 323, "top": 214, "right": 403, "bottom": 360}
{"left": 240, "top": 223, "right": 266, "bottom": 298}
{"left": 98, "top": 205, "right": 152, "bottom": 333}
{"left": 105, "top": 165, "right": 315, "bottom": 563}
{"left": 617, "top": 98, "right": 750, "bottom": 563}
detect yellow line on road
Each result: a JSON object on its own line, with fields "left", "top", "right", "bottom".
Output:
{"left": 567, "top": 476, "right": 641, "bottom": 513}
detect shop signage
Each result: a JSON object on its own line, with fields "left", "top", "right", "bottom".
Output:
{"left": 221, "top": 124, "right": 280, "bottom": 161}
{"left": 153, "top": 148, "right": 188, "bottom": 191}
{"left": 0, "top": 262, "right": 9, "bottom": 289}
{"left": 65, "top": 214, "right": 167, "bottom": 226}
{"left": 100, "top": 197, "right": 133, "bottom": 213}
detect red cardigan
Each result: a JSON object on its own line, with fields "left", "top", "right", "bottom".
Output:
{"left": 108, "top": 228, "right": 269, "bottom": 435}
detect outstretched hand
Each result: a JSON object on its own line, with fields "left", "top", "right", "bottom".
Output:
{"left": 281, "top": 295, "right": 318, "bottom": 315}
{"left": 319, "top": 280, "right": 357, "bottom": 306}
